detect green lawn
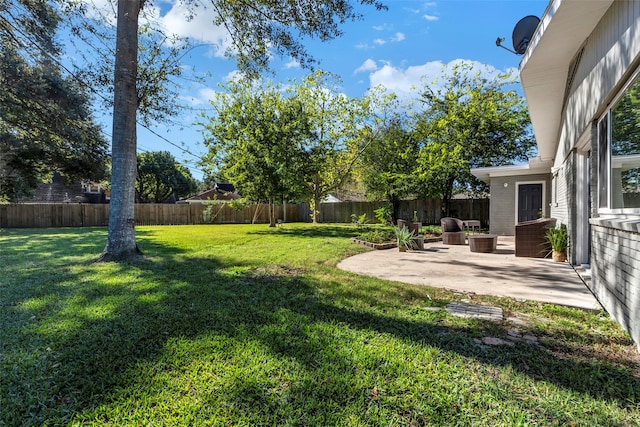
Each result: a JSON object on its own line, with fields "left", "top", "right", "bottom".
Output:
{"left": 1, "top": 224, "right": 638, "bottom": 426}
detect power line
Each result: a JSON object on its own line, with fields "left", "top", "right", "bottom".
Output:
{"left": 0, "top": 11, "right": 210, "bottom": 179}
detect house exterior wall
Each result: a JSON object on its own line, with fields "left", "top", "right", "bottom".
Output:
{"left": 556, "top": 1, "right": 640, "bottom": 170}
{"left": 489, "top": 173, "right": 551, "bottom": 236}
{"left": 590, "top": 222, "right": 640, "bottom": 347}
{"left": 551, "top": 0, "right": 640, "bottom": 348}
{"left": 550, "top": 152, "right": 582, "bottom": 263}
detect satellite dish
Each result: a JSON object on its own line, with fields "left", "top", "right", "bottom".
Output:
{"left": 512, "top": 15, "right": 540, "bottom": 55}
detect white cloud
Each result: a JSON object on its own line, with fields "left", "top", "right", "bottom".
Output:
{"left": 181, "top": 86, "right": 219, "bottom": 107}
{"left": 391, "top": 32, "right": 405, "bottom": 42}
{"left": 368, "top": 59, "right": 503, "bottom": 100}
{"left": 423, "top": 14, "right": 439, "bottom": 21}
{"left": 355, "top": 43, "right": 372, "bottom": 50}
{"left": 372, "top": 23, "right": 392, "bottom": 31}
{"left": 284, "top": 59, "right": 301, "bottom": 69}
{"left": 354, "top": 59, "right": 378, "bottom": 74}
{"left": 198, "top": 87, "right": 219, "bottom": 103}
{"left": 157, "top": 2, "right": 233, "bottom": 58}
{"left": 373, "top": 38, "right": 386, "bottom": 46}
{"left": 224, "top": 70, "right": 245, "bottom": 82}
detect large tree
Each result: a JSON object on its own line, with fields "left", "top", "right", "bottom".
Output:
{"left": 360, "top": 119, "right": 420, "bottom": 222}
{"left": 101, "top": 0, "right": 386, "bottom": 260}
{"left": 358, "top": 89, "right": 419, "bottom": 221}
{"left": 413, "top": 62, "right": 535, "bottom": 216}
{"left": 0, "top": 1, "right": 108, "bottom": 201}
{"left": 201, "top": 79, "right": 312, "bottom": 226}
{"left": 292, "top": 71, "right": 373, "bottom": 223}
{"left": 136, "top": 151, "right": 197, "bottom": 203}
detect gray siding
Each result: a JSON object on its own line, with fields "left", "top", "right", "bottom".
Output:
{"left": 557, "top": 0, "right": 640, "bottom": 165}
{"left": 591, "top": 222, "right": 640, "bottom": 348}
{"left": 556, "top": 1, "right": 640, "bottom": 348}
{"left": 551, "top": 160, "right": 570, "bottom": 226}
{"left": 489, "top": 173, "right": 551, "bottom": 236}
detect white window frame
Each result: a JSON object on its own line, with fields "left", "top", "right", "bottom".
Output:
{"left": 597, "top": 67, "right": 640, "bottom": 215}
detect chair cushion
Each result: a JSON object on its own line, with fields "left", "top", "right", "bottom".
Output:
{"left": 441, "top": 218, "right": 462, "bottom": 232}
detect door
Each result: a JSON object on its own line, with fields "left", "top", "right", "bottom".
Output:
{"left": 518, "top": 183, "right": 543, "bottom": 222}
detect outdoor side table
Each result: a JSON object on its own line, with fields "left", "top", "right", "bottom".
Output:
{"left": 468, "top": 234, "right": 497, "bottom": 253}
{"left": 463, "top": 220, "right": 481, "bottom": 234}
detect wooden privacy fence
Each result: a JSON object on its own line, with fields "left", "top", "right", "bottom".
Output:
{"left": 0, "top": 199, "right": 488, "bottom": 228}
{"left": 0, "top": 203, "right": 310, "bottom": 228}
{"left": 319, "top": 198, "right": 490, "bottom": 227}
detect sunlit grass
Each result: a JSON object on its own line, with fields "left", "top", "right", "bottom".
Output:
{"left": 1, "top": 223, "right": 638, "bottom": 426}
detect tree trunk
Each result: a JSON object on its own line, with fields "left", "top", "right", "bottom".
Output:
{"left": 99, "top": 0, "right": 142, "bottom": 262}
{"left": 390, "top": 194, "right": 400, "bottom": 223}
{"left": 312, "top": 195, "right": 321, "bottom": 223}
{"left": 268, "top": 198, "right": 276, "bottom": 227}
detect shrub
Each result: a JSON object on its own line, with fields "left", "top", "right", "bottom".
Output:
{"left": 355, "top": 230, "right": 395, "bottom": 244}
{"left": 374, "top": 205, "right": 393, "bottom": 225}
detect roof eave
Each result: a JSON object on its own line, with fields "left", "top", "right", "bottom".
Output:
{"left": 519, "top": 0, "right": 614, "bottom": 161}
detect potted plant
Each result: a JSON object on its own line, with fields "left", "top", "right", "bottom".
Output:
{"left": 546, "top": 223, "right": 569, "bottom": 262}
{"left": 395, "top": 226, "right": 417, "bottom": 252}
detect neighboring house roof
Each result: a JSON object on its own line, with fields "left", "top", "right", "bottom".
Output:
{"left": 519, "top": 0, "right": 614, "bottom": 161}
{"left": 323, "top": 194, "right": 342, "bottom": 203}
{"left": 471, "top": 158, "right": 553, "bottom": 183}
{"left": 215, "top": 183, "right": 235, "bottom": 194}
{"left": 185, "top": 183, "right": 239, "bottom": 202}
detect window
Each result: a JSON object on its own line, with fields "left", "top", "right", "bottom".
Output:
{"left": 598, "top": 73, "right": 640, "bottom": 211}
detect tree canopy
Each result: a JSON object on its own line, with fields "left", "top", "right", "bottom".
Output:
{"left": 290, "top": 71, "right": 373, "bottom": 222}
{"left": 136, "top": 151, "right": 197, "bottom": 203}
{"left": 412, "top": 63, "right": 535, "bottom": 215}
{"left": 200, "top": 72, "right": 375, "bottom": 224}
{"left": 0, "top": 0, "right": 109, "bottom": 201}
{"left": 358, "top": 90, "right": 419, "bottom": 220}
{"left": 200, "top": 79, "right": 312, "bottom": 226}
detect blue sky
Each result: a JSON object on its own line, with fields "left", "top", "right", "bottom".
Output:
{"left": 90, "top": 0, "right": 549, "bottom": 181}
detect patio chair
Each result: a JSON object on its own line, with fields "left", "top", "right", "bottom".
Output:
{"left": 441, "top": 217, "right": 466, "bottom": 245}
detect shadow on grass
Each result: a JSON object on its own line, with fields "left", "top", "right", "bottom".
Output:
{"left": 247, "top": 224, "right": 368, "bottom": 239}
{"left": 1, "top": 231, "right": 638, "bottom": 425}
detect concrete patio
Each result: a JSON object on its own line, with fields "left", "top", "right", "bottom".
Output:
{"left": 338, "top": 236, "right": 602, "bottom": 310}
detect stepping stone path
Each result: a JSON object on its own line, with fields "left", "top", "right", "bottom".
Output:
{"left": 445, "top": 302, "right": 503, "bottom": 322}
{"left": 445, "top": 302, "right": 541, "bottom": 347}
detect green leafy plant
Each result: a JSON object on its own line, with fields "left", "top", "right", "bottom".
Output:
{"left": 422, "top": 225, "right": 442, "bottom": 236}
{"left": 546, "top": 223, "right": 569, "bottom": 253}
{"left": 374, "top": 205, "right": 393, "bottom": 225}
{"left": 350, "top": 213, "right": 368, "bottom": 226}
{"left": 227, "top": 198, "right": 251, "bottom": 211}
{"left": 394, "top": 226, "right": 417, "bottom": 250}
{"left": 355, "top": 230, "right": 395, "bottom": 244}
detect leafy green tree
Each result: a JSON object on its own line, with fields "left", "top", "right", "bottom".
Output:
{"left": 413, "top": 62, "right": 535, "bottom": 216}
{"left": 200, "top": 79, "right": 312, "bottom": 226}
{"left": 136, "top": 151, "right": 197, "bottom": 203}
{"left": 359, "top": 90, "right": 419, "bottom": 222}
{"left": 102, "top": 0, "right": 386, "bottom": 260}
{"left": 0, "top": 1, "right": 108, "bottom": 201}
{"left": 291, "top": 71, "right": 374, "bottom": 223}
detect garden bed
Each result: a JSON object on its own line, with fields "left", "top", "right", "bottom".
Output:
{"left": 351, "top": 234, "right": 442, "bottom": 249}
{"left": 351, "top": 237, "right": 396, "bottom": 250}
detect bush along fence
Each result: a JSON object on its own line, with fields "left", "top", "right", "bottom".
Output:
{"left": 319, "top": 198, "right": 489, "bottom": 227}
{"left": 0, "top": 198, "right": 488, "bottom": 228}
